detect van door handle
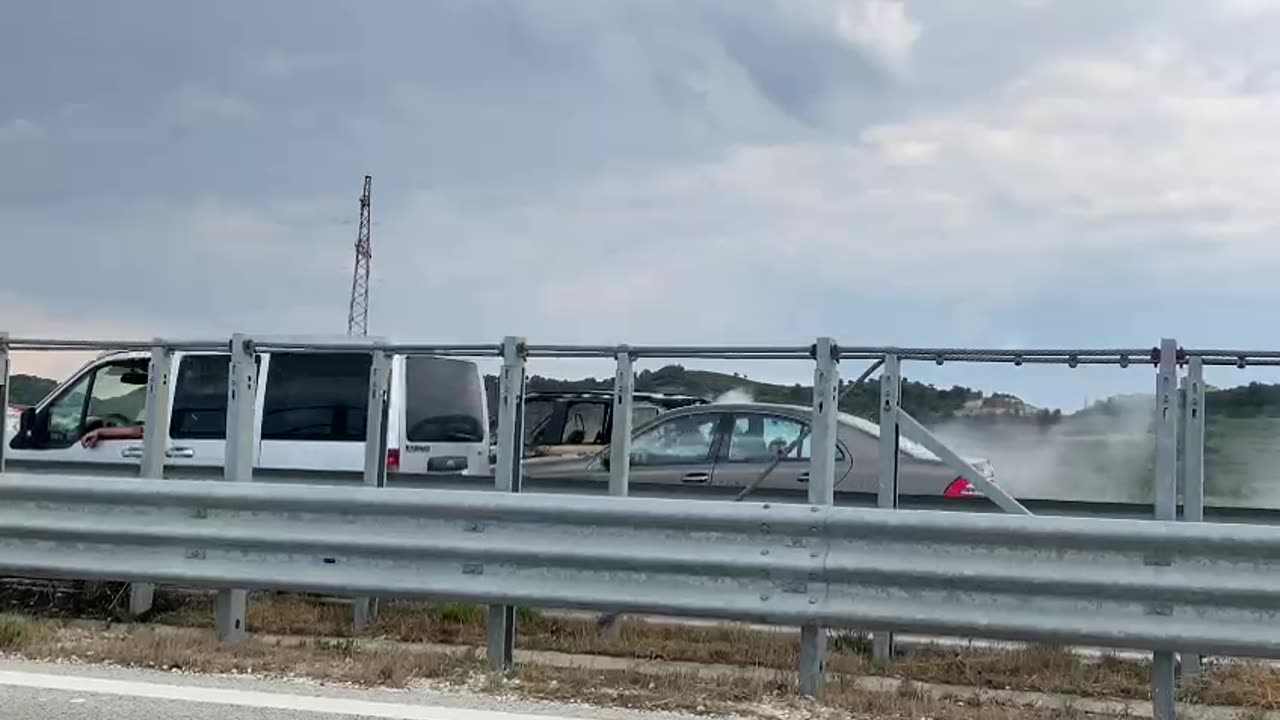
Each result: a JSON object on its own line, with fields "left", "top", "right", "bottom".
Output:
{"left": 681, "top": 472, "right": 710, "bottom": 484}
{"left": 120, "top": 445, "right": 144, "bottom": 459}
{"left": 797, "top": 472, "right": 809, "bottom": 483}
{"left": 166, "top": 447, "right": 195, "bottom": 459}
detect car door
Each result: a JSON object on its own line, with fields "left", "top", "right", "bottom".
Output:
{"left": 6, "top": 355, "right": 149, "bottom": 475}
{"left": 713, "top": 411, "right": 853, "bottom": 494}
{"left": 625, "top": 410, "right": 726, "bottom": 487}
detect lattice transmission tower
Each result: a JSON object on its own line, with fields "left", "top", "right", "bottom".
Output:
{"left": 346, "top": 175, "right": 373, "bottom": 336}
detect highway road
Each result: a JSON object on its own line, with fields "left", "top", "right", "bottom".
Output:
{"left": 0, "top": 659, "right": 702, "bottom": 720}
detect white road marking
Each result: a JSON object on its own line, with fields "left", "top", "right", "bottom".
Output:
{"left": 0, "top": 670, "right": 564, "bottom": 720}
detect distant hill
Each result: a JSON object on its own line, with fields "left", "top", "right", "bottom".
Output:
{"left": 7, "top": 374, "right": 57, "bottom": 406}
{"left": 486, "top": 364, "right": 987, "bottom": 425}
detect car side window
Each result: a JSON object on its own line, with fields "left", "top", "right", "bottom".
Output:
{"left": 631, "top": 404, "right": 660, "bottom": 427}
{"left": 523, "top": 400, "right": 558, "bottom": 445}
{"left": 726, "top": 414, "right": 844, "bottom": 462}
{"left": 630, "top": 413, "right": 719, "bottom": 466}
{"left": 560, "top": 401, "right": 606, "bottom": 444}
{"left": 42, "top": 359, "right": 148, "bottom": 448}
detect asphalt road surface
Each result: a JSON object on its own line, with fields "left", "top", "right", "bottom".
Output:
{"left": 0, "top": 659, "right": 705, "bottom": 720}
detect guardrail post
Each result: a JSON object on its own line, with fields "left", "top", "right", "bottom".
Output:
{"left": 800, "top": 337, "right": 838, "bottom": 697}
{"left": 129, "top": 341, "right": 174, "bottom": 617}
{"left": 1180, "top": 354, "right": 1205, "bottom": 679}
{"left": 216, "top": 333, "right": 255, "bottom": 643}
{"left": 354, "top": 346, "right": 392, "bottom": 632}
{"left": 0, "top": 331, "right": 8, "bottom": 474}
{"left": 489, "top": 336, "right": 526, "bottom": 673}
{"left": 600, "top": 347, "right": 635, "bottom": 640}
{"left": 609, "top": 347, "right": 634, "bottom": 497}
{"left": 873, "top": 353, "right": 900, "bottom": 662}
{"left": 1152, "top": 337, "right": 1179, "bottom": 720}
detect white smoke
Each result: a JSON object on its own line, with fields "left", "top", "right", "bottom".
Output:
{"left": 931, "top": 399, "right": 1156, "bottom": 503}
{"left": 713, "top": 387, "right": 756, "bottom": 404}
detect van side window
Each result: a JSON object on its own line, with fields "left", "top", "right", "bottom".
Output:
{"left": 171, "top": 355, "right": 231, "bottom": 439}
{"left": 42, "top": 359, "right": 148, "bottom": 448}
{"left": 261, "top": 353, "right": 371, "bottom": 442}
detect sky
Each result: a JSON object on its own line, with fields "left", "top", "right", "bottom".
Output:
{"left": 4, "top": 0, "right": 1280, "bottom": 409}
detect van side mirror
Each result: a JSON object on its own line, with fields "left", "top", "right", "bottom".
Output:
{"left": 12, "top": 407, "right": 37, "bottom": 448}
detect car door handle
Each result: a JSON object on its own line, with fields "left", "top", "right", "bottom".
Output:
{"left": 681, "top": 472, "right": 710, "bottom": 484}
{"left": 797, "top": 472, "right": 809, "bottom": 483}
{"left": 123, "top": 446, "right": 195, "bottom": 459}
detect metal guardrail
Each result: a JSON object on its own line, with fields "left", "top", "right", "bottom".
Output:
{"left": 0, "top": 474, "right": 1278, "bottom": 673}
{"left": 0, "top": 332, "right": 1266, "bottom": 718}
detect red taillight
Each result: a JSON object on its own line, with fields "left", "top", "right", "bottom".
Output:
{"left": 944, "top": 477, "right": 976, "bottom": 498}
{"left": 386, "top": 448, "right": 400, "bottom": 472}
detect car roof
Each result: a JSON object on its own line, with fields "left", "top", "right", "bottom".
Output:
{"left": 668, "top": 402, "right": 810, "bottom": 415}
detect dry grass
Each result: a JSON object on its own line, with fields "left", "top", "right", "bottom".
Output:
{"left": 508, "top": 663, "right": 1113, "bottom": 719}
{"left": 0, "top": 614, "right": 43, "bottom": 651}
{"left": 157, "top": 594, "right": 805, "bottom": 666}
{"left": 2, "top": 615, "right": 1110, "bottom": 720}
{"left": 148, "top": 593, "right": 1280, "bottom": 710}
{"left": 1191, "top": 662, "right": 1280, "bottom": 711}
{"left": 872, "top": 644, "right": 1150, "bottom": 699}
{"left": 24, "top": 622, "right": 480, "bottom": 688}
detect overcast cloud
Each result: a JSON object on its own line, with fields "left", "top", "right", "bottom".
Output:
{"left": 4, "top": 1, "right": 1280, "bottom": 407}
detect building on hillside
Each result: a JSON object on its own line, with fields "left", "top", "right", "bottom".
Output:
{"left": 954, "top": 394, "right": 1041, "bottom": 418}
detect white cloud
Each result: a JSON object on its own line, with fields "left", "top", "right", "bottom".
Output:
{"left": 168, "top": 90, "right": 255, "bottom": 127}
{"left": 256, "top": 51, "right": 339, "bottom": 78}
{"left": 855, "top": 39, "right": 1280, "bottom": 276}
{"left": 0, "top": 118, "right": 45, "bottom": 144}
{"left": 1219, "top": 0, "right": 1280, "bottom": 20}
{"left": 832, "top": 0, "right": 920, "bottom": 75}
{"left": 776, "top": 0, "right": 921, "bottom": 76}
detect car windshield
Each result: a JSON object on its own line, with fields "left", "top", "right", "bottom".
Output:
{"left": 404, "top": 356, "right": 486, "bottom": 443}
{"left": 839, "top": 412, "right": 939, "bottom": 461}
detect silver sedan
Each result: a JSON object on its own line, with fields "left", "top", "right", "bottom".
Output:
{"left": 523, "top": 402, "right": 994, "bottom": 498}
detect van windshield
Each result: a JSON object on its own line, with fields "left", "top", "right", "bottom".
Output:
{"left": 404, "top": 356, "right": 486, "bottom": 443}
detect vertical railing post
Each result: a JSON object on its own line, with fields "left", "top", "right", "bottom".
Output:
{"left": 1180, "top": 355, "right": 1205, "bottom": 679}
{"left": 488, "top": 336, "right": 526, "bottom": 673}
{"left": 0, "top": 331, "right": 9, "bottom": 474}
{"left": 799, "top": 336, "right": 838, "bottom": 697}
{"left": 129, "top": 341, "right": 174, "bottom": 617}
{"left": 600, "top": 347, "right": 635, "bottom": 640}
{"left": 216, "top": 333, "right": 255, "bottom": 643}
{"left": 873, "top": 353, "right": 900, "bottom": 662}
{"left": 609, "top": 347, "right": 634, "bottom": 497}
{"left": 1151, "top": 337, "right": 1179, "bottom": 720}
{"left": 354, "top": 346, "right": 392, "bottom": 632}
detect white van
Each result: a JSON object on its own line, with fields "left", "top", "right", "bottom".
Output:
{"left": 5, "top": 348, "right": 490, "bottom": 479}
